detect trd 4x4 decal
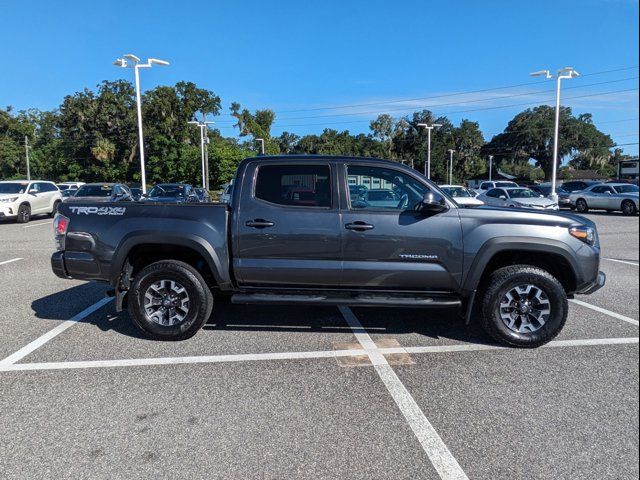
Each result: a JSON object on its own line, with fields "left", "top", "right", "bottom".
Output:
{"left": 69, "top": 206, "right": 126, "bottom": 216}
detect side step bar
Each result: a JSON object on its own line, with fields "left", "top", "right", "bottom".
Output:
{"left": 231, "top": 293, "right": 461, "bottom": 308}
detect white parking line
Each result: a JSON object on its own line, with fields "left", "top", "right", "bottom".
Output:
{"left": 339, "top": 306, "right": 468, "bottom": 480}
{"left": 0, "top": 297, "right": 113, "bottom": 366}
{"left": 569, "top": 299, "right": 639, "bottom": 326}
{"left": 0, "top": 336, "right": 636, "bottom": 373}
{"left": 23, "top": 220, "right": 53, "bottom": 229}
{"left": 603, "top": 258, "right": 639, "bottom": 267}
{"left": 0, "top": 257, "right": 23, "bottom": 266}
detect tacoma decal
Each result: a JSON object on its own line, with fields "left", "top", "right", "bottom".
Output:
{"left": 399, "top": 254, "right": 439, "bottom": 260}
{"left": 69, "top": 206, "right": 126, "bottom": 216}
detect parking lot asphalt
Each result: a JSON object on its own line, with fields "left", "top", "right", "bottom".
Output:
{"left": 0, "top": 212, "right": 638, "bottom": 479}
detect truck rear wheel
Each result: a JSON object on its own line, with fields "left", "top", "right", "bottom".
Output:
{"left": 128, "top": 260, "right": 213, "bottom": 340}
{"left": 480, "top": 265, "right": 568, "bottom": 348}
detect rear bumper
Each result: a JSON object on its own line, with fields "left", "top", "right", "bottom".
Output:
{"left": 51, "top": 250, "right": 103, "bottom": 280}
{"left": 51, "top": 251, "right": 69, "bottom": 278}
{"left": 577, "top": 271, "right": 606, "bottom": 295}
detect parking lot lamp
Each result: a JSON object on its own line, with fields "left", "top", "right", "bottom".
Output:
{"left": 417, "top": 123, "right": 442, "bottom": 180}
{"left": 189, "top": 118, "right": 215, "bottom": 189}
{"left": 113, "top": 54, "right": 170, "bottom": 194}
{"left": 488, "top": 155, "right": 493, "bottom": 181}
{"left": 447, "top": 149, "right": 455, "bottom": 185}
{"left": 530, "top": 67, "right": 580, "bottom": 202}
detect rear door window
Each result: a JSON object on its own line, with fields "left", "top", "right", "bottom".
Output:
{"left": 255, "top": 164, "right": 332, "bottom": 208}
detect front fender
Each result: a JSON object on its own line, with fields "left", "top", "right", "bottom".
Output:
{"left": 462, "top": 236, "right": 581, "bottom": 292}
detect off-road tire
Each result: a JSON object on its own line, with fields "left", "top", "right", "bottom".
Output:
{"left": 128, "top": 260, "right": 213, "bottom": 340}
{"left": 481, "top": 265, "right": 568, "bottom": 348}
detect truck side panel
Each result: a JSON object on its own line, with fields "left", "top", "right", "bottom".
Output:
{"left": 56, "top": 202, "right": 232, "bottom": 289}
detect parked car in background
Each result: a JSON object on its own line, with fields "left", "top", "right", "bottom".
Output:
{"left": 559, "top": 180, "right": 600, "bottom": 193}
{"left": 56, "top": 182, "right": 85, "bottom": 191}
{"left": 65, "top": 183, "right": 133, "bottom": 203}
{"left": 570, "top": 183, "right": 639, "bottom": 215}
{"left": 61, "top": 189, "right": 77, "bottom": 199}
{"left": 128, "top": 187, "right": 143, "bottom": 201}
{"left": 478, "top": 187, "right": 559, "bottom": 211}
{"left": 0, "top": 180, "right": 62, "bottom": 223}
{"left": 194, "top": 188, "right": 211, "bottom": 203}
{"left": 220, "top": 184, "right": 233, "bottom": 203}
{"left": 528, "top": 185, "right": 572, "bottom": 209}
{"left": 472, "top": 180, "right": 519, "bottom": 196}
{"left": 143, "top": 183, "right": 199, "bottom": 203}
{"left": 362, "top": 188, "right": 401, "bottom": 208}
{"left": 440, "top": 185, "right": 484, "bottom": 207}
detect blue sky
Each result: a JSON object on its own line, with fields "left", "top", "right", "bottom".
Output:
{"left": 1, "top": 0, "right": 638, "bottom": 154}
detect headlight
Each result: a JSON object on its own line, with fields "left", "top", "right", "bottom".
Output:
{"left": 0, "top": 197, "right": 18, "bottom": 203}
{"left": 570, "top": 226, "right": 596, "bottom": 245}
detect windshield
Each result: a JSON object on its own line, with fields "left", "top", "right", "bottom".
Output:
{"left": 75, "top": 185, "right": 113, "bottom": 197}
{"left": 495, "top": 182, "right": 518, "bottom": 188}
{"left": 149, "top": 185, "right": 186, "bottom": 197}
{"left": 613, "top": 185, "right": 639, "bottom": 194}
{"left": 442, "top": 186, "right": 472, "bottom": 198}
{"left": 0, "top": 183, "right": 28, "bottom": 194}
{"left": 508, "top": 188, "right": 538, "bottom": 199}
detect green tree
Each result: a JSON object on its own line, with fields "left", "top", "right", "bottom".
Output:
{"left": 483, "top": 106, "right": 614, "bottom": 180}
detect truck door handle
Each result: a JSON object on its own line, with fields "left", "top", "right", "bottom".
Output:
{"left": 345, "top": 222, "right": 374, "bottom": 231}
{"left": 246, "top": 219, "right": 275, "bottom": 228}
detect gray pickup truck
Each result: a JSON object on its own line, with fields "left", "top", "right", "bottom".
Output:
{"left": 51, "top": 155, "right": 605, "bottom": 347}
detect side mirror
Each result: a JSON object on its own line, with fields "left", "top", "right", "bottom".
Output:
{"left": 499, "top": 196, "right": 507, "bottom": 200}
{"left": 417, "top": 192, "right": 447, "bottom": 214}
{"left": 29, "top": 189, "right": 38, "bottom": 194}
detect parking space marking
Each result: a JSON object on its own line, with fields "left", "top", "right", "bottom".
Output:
{"left": 0, "top": 297, "right": 113, "bottom": 366}
{"left": 23, "top": 220, "right": 53, "bottom": 229}
{"left": 603, "top": 258, "right": 639, "bottom": 267}
{"left": 569, "top": 299, "right": 639, "bottom": 326}
{"left": 404, "top": 337, "right": 639, "bottom": 354}
{"left": 339, "top": 306, "right": 468, "bottom": 480}
{"left": 0, "top": 257, "right": 23, "bottom": 266}
{"left": 0, "top": 348, "right": 369, "bottom": 372}
{"left": 0, "top": 336, "right": 636, "bottom": 373}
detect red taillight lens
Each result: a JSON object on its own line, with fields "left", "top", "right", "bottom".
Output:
{"left": 55, "top": 214, "right": 69, "bottom": 236}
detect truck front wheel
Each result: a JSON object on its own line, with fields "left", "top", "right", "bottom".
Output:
{"left": 128, "top": 260, "right": 213, "bottom": 340}
{"left": 480, "top": 265, "right": 568, "bottom": 348}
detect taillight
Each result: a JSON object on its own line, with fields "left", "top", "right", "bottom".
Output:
{"left": 53, "top": 214, "right": 70, "bottom": 250}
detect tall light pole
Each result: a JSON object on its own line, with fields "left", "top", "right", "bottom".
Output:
{"left": 189, "top": 117, "right": 215, "bottom": 190}
{"left": 417, "top": 123, "right": 442, "bottom": 180}
{"left": 530, "top": 67, "right": 580, "bottom": 202}
{"left": 447, "top": 149, "right": 455, "bottom": 185}
{"left": 24, "top": 136, "right": 31, "bottom": 180}
{"left": 114, "top": 54, "right": 170, "bottom": 193}
{"left": 488, "top": 155, "right": 494, "bottom": 181}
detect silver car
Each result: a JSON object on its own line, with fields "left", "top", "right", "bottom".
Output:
{"left": 478, "top": 187, "right": 559, "bottom": 211}
{"left": 570, "top": 183, "right": 639, "bottom": 215}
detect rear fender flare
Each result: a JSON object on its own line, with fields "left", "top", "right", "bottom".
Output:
{"left": 110, "top": 232, "right": 226, "bottom": 288}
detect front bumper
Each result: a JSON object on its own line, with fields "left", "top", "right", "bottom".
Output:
{"left": 577, "top": 271, "right": 606, "bottom": 295}
{"left": 0, "top": 204, "right": 18, "bottom": 218}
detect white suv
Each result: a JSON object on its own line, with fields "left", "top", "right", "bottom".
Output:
{"left": 0, "top": 180, "right": 62, "bottom": 223}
